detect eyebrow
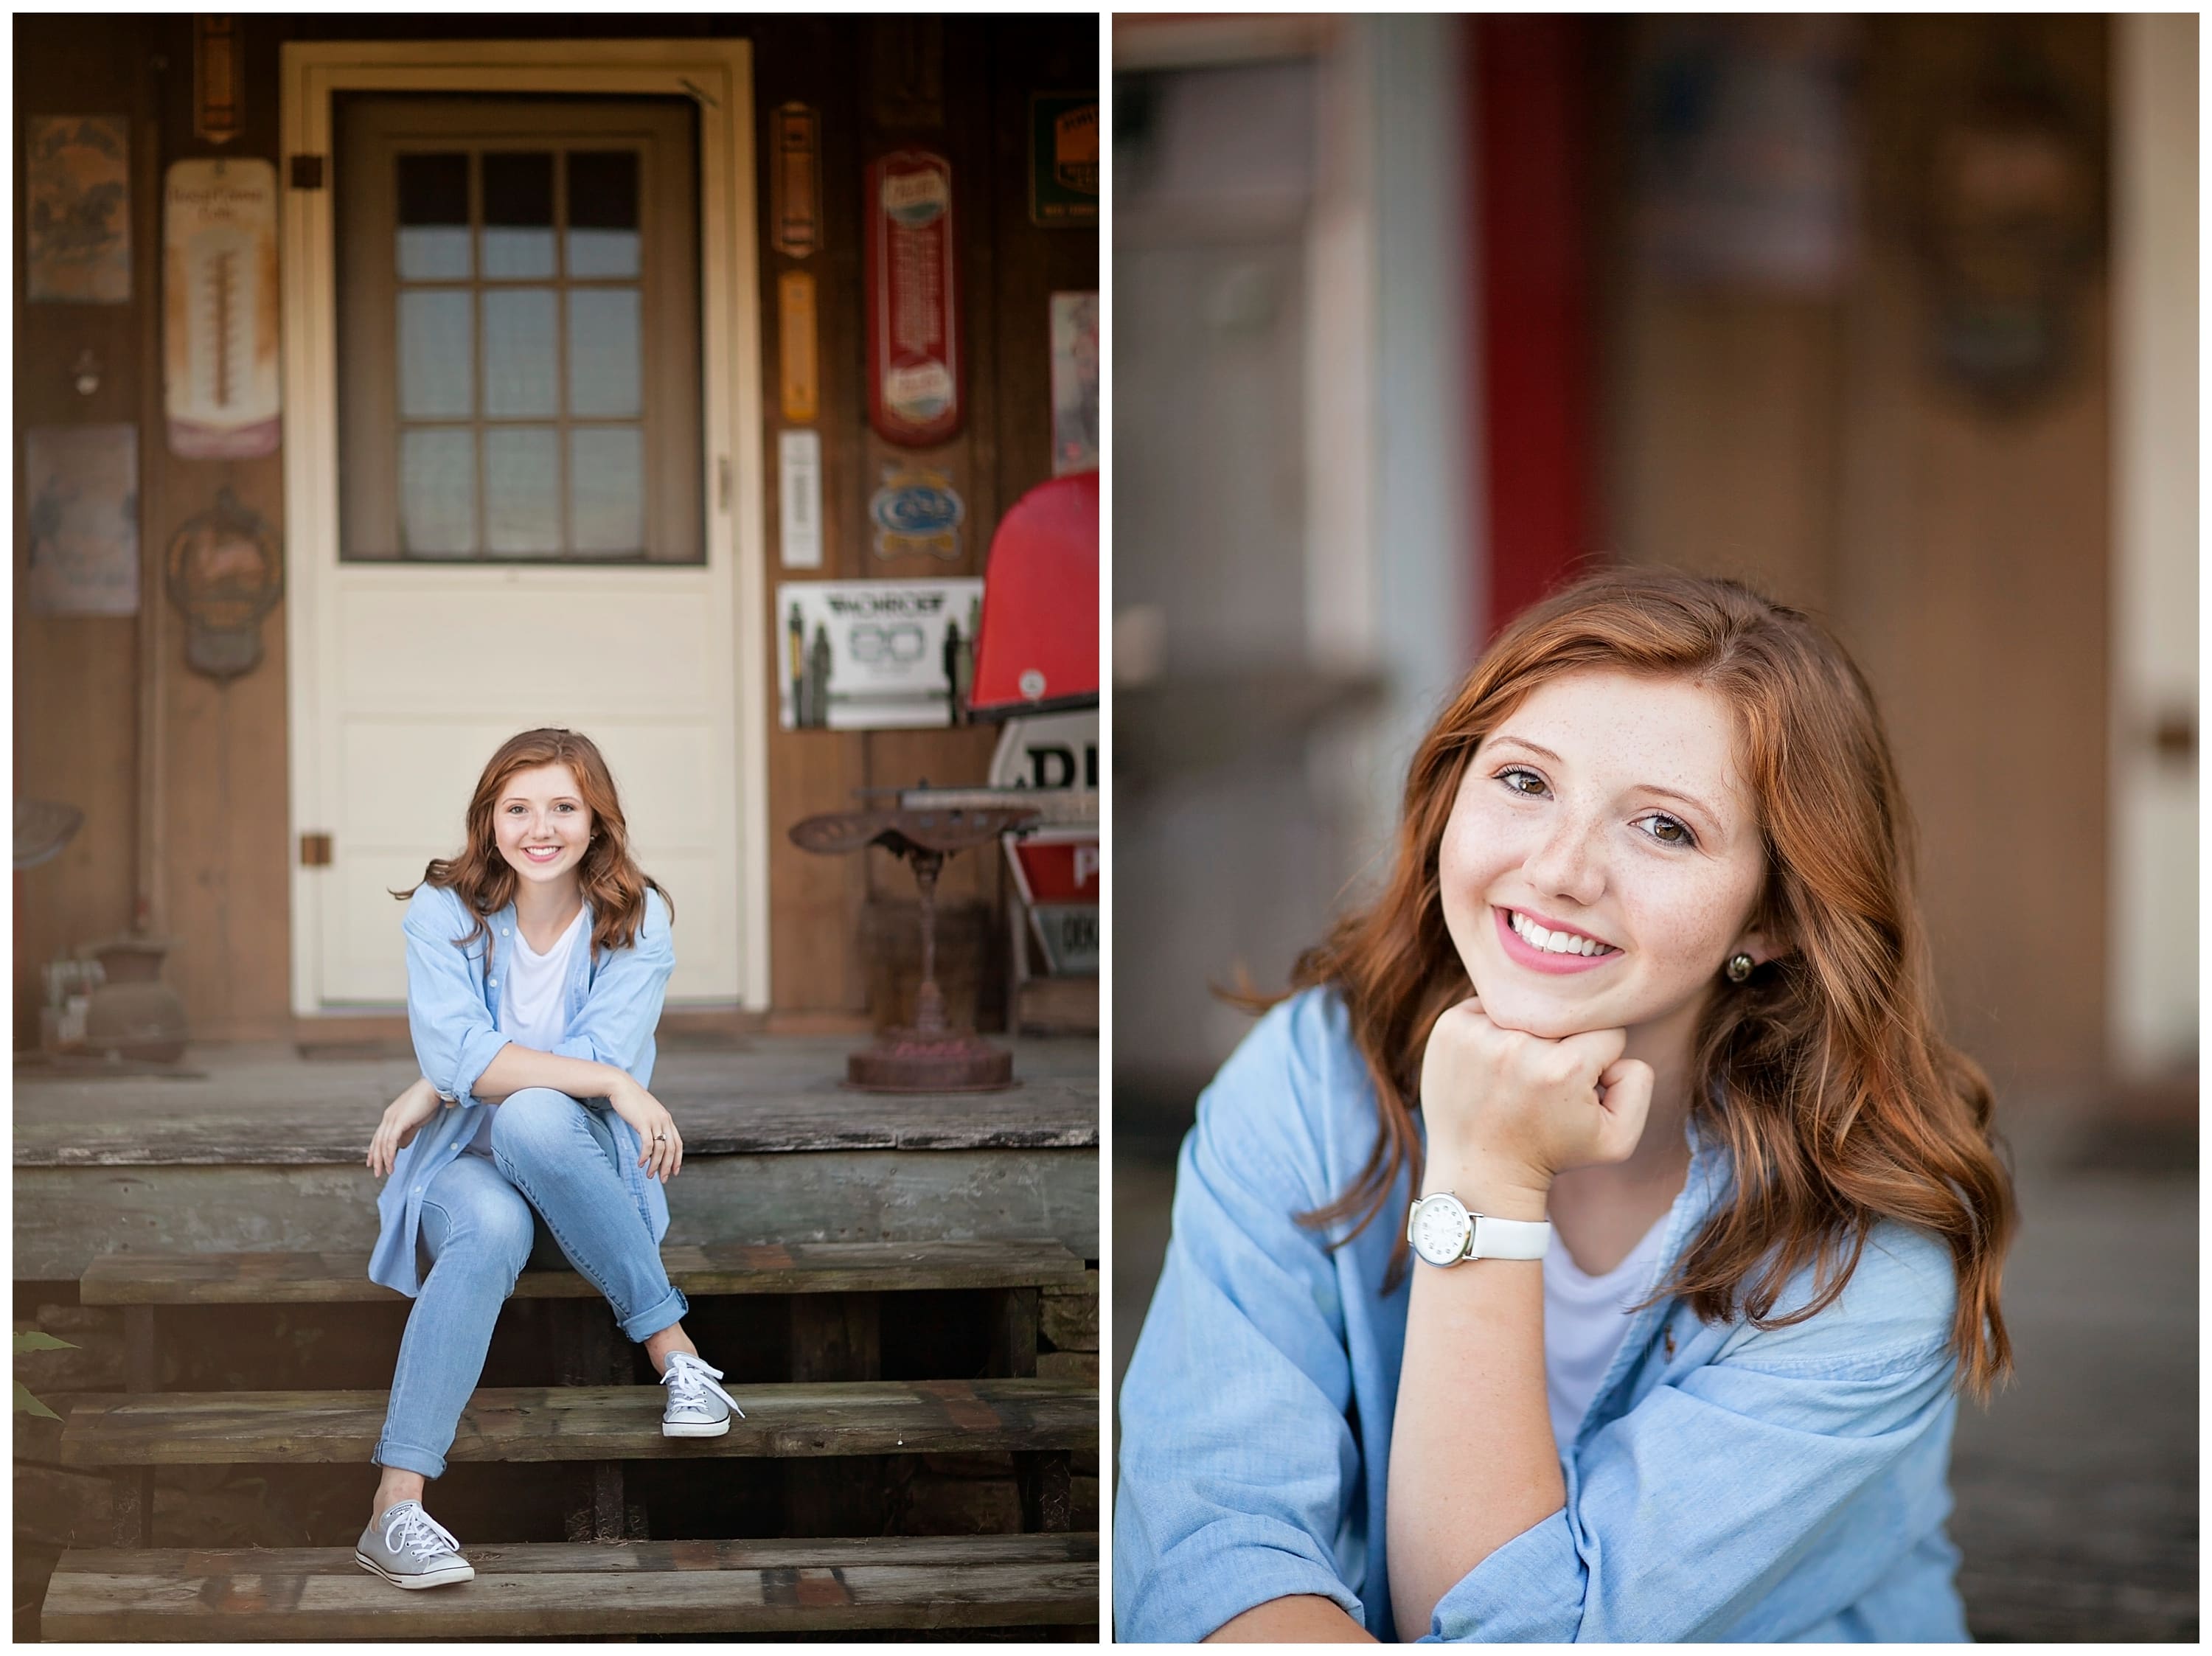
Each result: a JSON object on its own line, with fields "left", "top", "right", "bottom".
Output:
{"left": 1484, "top": 735, "right": 1724, "bottom": 825}
{"left": 501, "top": 795, "right": 582, "bottom": 806}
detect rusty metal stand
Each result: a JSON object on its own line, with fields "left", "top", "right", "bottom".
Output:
{"left": 788, "top": 804, "right": 1039, "bottom": 1091}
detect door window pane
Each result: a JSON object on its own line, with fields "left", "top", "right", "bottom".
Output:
{"left": 343, "top": 100, "right": 698, "bottom": 564}
{"left": 568, "top": 288, "right": 642, "bottom": 418}
{"left": 484, "top": 427, "right": 562, "bottom": 554}
{"left": 567, "top": 150, "right": 641, "bottom": 279}
{"left": 570, "top": 427, "right": 644, "bottom": 553}
{"left": 396, "top": 152, "right": 471, "bottom": 280}
{"left": 401, "top": 428, "right": 477, "bottom": 555}
{"left": 482, "top": 288, "right": 559, "bottom": 417}
{"left": 482, "top": 150, "right": 556, "bottom": 279}
{"left": 398, "top": 289, "right": 474, "bottom": 417}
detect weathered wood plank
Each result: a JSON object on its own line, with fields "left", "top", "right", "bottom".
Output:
{"left": 14, "top": 1038, "right": 1099, "bottom": 1166}
{"left": 15, "top": 1149, "right": 1099, "bottom": 1279}
{"left": 988, "top": 1287, "right": 1040, "bottom": 1379}
{"left": 15, "top": 1463, "right": 114, "bottom": 1549}
{"left": 785, "top": 1293, "right": 886, "bottom": 1537}
{"left": 1018, "top": 1452, "right": 1074, "bottom": 1534}
{"left": 1040, "top": 1270, "right": 1099, "bottom": 1351}
{"left": 58, "top": 1379, "right": 1097, "bottom": 1466}
{"left": 41, "top": 1533, "right": 1100, "bottom": 1640}
{"left": 78, "top": 1239, "right": 1088, "bottom": 1304}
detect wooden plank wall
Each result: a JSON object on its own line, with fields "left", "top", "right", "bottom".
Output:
{"left": 11, "top": 16, "right": 1099, "bottom": 1044}
{"left": 1597, "top": 15, "right": 2110, "bottom": 1088}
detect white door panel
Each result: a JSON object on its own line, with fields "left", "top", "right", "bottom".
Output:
{"left": 333, "top": 577, "right": 723, "bottom": 713}
{"left": 321, "top": 614, "right": 740, "bottom": 1004}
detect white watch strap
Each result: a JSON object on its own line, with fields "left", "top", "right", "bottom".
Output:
{"left": 1466, "top": 1213, "right": 1551, "bottom": 1262}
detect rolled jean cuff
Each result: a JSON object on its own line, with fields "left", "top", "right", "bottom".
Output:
{"left": 372, "top": 1437, "right": 448, "bottom": 1480}
{"left": 622, "top": 1284, "right": 689, "bottom": 1343}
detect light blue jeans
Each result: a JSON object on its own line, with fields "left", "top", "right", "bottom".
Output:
{"left": 372, "top": 1087, "right": 689, "bottom": 1478}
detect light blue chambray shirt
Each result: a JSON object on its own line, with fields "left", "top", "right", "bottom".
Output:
{"left": 1115, "top": 988, "right": 1973, "bottom": 1643}
{"left": 368, "top": 881, "right": 676, "bottom": 1298}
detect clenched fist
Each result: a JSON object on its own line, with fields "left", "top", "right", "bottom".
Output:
{"left": 1418, "top": 996, "right": 1655, "bottom": 1211}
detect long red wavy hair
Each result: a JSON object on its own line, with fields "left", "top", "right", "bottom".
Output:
{"left": 395, "top": 728, "right": 672, "bottom": 964}
{"left": 1282, "top": 568, "right": 2014, "bottom": 1401}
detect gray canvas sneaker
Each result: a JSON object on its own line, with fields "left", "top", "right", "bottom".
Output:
{"left": 660, "top": 1350, "right": 745, "bottom": 1437}
{"left": 355, "top": 1499, "right": 475, "bottom": 1589}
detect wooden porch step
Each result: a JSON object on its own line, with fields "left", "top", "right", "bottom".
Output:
{"left": 77, "top": 1239, "right": 1088, "bottom": 1304}
{"left": 58, "top": 1378, "right": 1094, "bottom": 1466}
{"left": 41, "top": 1532, "right": 1099, "bottom": 1640}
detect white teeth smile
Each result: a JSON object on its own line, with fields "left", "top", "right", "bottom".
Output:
{"left": 1509, "top": 910, "right": 1618, "bottom": 958}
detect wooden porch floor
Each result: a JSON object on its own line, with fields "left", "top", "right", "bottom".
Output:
{"left": 14, "top": 1035, "right": 1097, "bottom": 1167}
{"left": 14, "top": 1036, "right": 1099, "bottom": 1281}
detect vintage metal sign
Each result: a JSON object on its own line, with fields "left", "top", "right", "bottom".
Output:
{"left": 1049, "top": 291, "right": 1099, "bottom": 476}
{"left": 26, "top": 116, "right": 131, "bottom": 302}
{"left": 869, "top": 462, "right": 964, "bottom": 562}
{"left": 1006, "top": 829, "right": 1100, "bottom": 975}
{"left": 770, "top": 102, "right": 821, "bottom": 258}
{"left": 778, "top": 269, "right": 819, "bottom": 422}
{"left": 988, "top": 709, "right": 1099, "bottom": 794}
{"left": 866, "top": 150, "right": 962, "bottom": 446}
{"left": 778, "top": 578, "right": 983, "bottom": 731}
{"left": 164, "top": 157, "right": 280, "bottom": 459}
{"left": 1029, "top": 93, "right": 1099, "bottom": 229}
{"left": 778, "top": 428, "right": 823, "bottom": 570}
{"left": 164, "top": 487, "right": 283, "bottom": 681}
{"left": 24, "top": 424, "right": 139, "bottom": 615}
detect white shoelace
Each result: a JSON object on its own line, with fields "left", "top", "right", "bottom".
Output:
{"left": 661, "top": 1352, "right": 745, "bottom": 1419}
{"left": 383, "top": 1503, "right": 462, "bottom": 1563}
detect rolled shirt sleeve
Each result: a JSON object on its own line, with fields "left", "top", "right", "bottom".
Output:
{"left": 403, "top": 886, "right": 511, "bottom": 1106}
{"left": 1115, "top": 997, "right": 1378, "bottom": 1641}
{"left": 1425, "top": 1224, "right": 1967, "bottom": 1643}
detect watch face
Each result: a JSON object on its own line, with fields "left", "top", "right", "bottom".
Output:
{"left": 1410, "top": 1194, "right": 1472, "bottom": 1266}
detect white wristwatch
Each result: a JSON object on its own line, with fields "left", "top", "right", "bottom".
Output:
{"left": 1406, "top": 1191, "right": 1551, "bottom": 1267}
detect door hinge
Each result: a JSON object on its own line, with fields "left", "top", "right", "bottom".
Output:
{"left": 288, "top": 154, "right": 325, "bottom": 190}
{"left": 299, "top": 832, "right": 333, "bottom": 867}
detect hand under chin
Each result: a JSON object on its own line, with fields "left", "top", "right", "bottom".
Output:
{"left": 1469, "top": 994, "right": 1615, "bottom": 1045}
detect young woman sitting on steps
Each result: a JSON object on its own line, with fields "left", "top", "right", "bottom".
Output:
{"left": 357, "top": 727, "right": 741, "bottom": 1590}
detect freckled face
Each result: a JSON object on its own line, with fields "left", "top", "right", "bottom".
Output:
{"left": 493, "top": 762, "right": 594, "bottom": 891}
{"left": 1436, "top": 668, "right": 1769, "bottom": 1041}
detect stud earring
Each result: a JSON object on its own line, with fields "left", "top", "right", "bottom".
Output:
{"left": 1725, "top": 953, "right": 1753, "bottom": 984}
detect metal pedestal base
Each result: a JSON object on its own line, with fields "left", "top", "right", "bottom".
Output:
{"left": 846, "top": 1026, "right": 1015, "bottom": 1092}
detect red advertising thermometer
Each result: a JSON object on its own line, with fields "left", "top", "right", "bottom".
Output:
{"left": 866, "top": 149, "right": 963, "bottom": 447}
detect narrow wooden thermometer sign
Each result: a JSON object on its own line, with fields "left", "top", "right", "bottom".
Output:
{"left": 866, "top": 149, "right": 962, "bottom": 447}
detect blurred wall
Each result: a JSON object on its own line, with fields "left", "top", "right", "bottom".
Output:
{"left": 1601, "top": 15, "right": 2127, "bottom": 1092}
{"left": 2109, "top": 12, "right": 2197, "bottom": 1079}
{"left": 1113, "top": 16, "right": 1472, "bottom": 1126}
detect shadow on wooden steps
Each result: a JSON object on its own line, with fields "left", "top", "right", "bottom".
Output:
{"left": 41, "top": 1533, "right": 1100, "bottom": 1640}
{"left": 58, "top": 1378, "right": 1096, "bottom": 1465}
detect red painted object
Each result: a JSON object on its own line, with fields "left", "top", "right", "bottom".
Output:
{"left": 1011, "top": 837, "right": 1099, "bottom": 905}
{"left": 1472, "top": 16, "right": 1598, "bottom": 643}
{"left": 969, "top": 470, "right": 1099, "bottom": 717}
{"left": 866, "top": 150, "right": 964, "bottom": 446}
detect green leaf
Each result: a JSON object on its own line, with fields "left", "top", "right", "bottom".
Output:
{"left": 13, "top": 1329, "right": 79, "bottom": 1353}
{"left": 14, "top": 1380, "right": 60, "bottom": 1420}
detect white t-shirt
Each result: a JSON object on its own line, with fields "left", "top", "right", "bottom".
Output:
{"left": 465, "top": 905, "right": 588, "bottom": 1158}
{"left": 1544, "top": 1210, "right": 1670, "bottom": 1453}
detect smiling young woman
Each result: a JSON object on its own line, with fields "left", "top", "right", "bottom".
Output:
{"left": 1114, "top": 568, "right": 2016, "bottom": 1643}
{"left": 352, "top": 728, "right": 742, "bottom": 1590}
